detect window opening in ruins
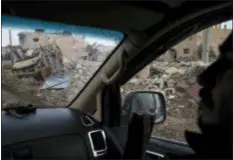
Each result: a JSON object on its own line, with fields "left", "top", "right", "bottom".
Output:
{"left": 120, "top": 20, "right": 232, "bottom": 143}
{"left": 2, "top": 15, "right": 124, "bottom": 108}
{"left": 170, "top": 49, "right": 177, "bottom": 61}
{"left": 18, "top": 33, "right": 26, "bottom": 45}
{"left": 183, "top": 48, "right": 190, "bottom": 54}
{"left": 33, "top": 37, "right": 39, "bottom": 42}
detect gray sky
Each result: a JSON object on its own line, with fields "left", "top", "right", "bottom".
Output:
{"left": 1, "top": 20, "right": 232, "bottom": 47}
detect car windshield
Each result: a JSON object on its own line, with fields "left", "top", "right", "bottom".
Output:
{"left": 1, "top": 16, "right": 124, "bottom": 107}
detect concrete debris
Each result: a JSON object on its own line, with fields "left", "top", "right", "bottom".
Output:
{"left": 164, "top": 88, "right": 176, "bottom": 96}
{"left": 178, "top": 105, "right": 185, "bottom": 108}
{"left": 25, "top": 49, "right": 34, "bottom": 57}
{"left": 1, "top": 41, "right": 109, "bottom": 107}
{"left": 167, "top": 95, "right": 176, "bottom": 99}
{"left": 12, "top": 56, "right": 41, "bottom": 70}
{"left": 122, "top": 60, "right": 207, "bottom": 119}
{"left": 2, "top": 58, "right": 102, "bottom": 107}
{"left": 129, "top": 78, "right": 141, "bottom": 85}
{"left": 66, "top": 59, "right": 102, "bottom": 102}
{"left": 4, "top": 44, "right": 65, "bottom": 84}
{"left": 2, "top": 31, "right": 207, "bottom": 120}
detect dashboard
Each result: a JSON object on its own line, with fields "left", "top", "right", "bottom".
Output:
{"left": 2, "top": 107, "right": 196, "bottom": 159}
{"left": 2, "top": 108, "right": 116, "bottom": 159}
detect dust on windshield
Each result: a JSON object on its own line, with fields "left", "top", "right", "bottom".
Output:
{"left": 1, "top": 16, "right": 124, "bottom": 107}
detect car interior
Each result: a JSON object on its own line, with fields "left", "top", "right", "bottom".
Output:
{"left": 2, "top": 1, "right": 232, "bottom": 159}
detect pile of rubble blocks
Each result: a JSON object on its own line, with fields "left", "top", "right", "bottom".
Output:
{"left": 121, "top": 60, "right": 209, "bottom": 118}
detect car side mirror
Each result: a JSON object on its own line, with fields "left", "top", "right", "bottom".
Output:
{"left": 121, "top": 91, "right": 166, "bottom": 124}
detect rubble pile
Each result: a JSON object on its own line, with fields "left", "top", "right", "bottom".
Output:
{"left": 66, "top": 59, "right": 102, "bottom": 102}
{"left": 1, "top": 44, "right": 69, "bottom": 107}
{"left": 1, "top": 41, "right": 109, "bottom": 107}
{"left": 122, "top": 60, "right": 208, "bottom": 119}
{"left": 11, "top": 44, "right": 65, "bottom": 79}
{"left": 37, "top": 89, "right": 68, "bottom": 106}
{"left": 38, "top": 57, "right": 107, "bottom": 104}
{"left": 1, "top": 70, "right": 49, "bottom": 106}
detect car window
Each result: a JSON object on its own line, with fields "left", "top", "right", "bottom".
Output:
{"left": 1, "top": 16, "right": 124, "bottom": 108}
{"left": 120, "top": 20, "right": 232, "bottom": 142}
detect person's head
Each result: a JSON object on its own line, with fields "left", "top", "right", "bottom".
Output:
{"left": 186, "top": 31, "right": 232, "bottom": 158}
{"left": 197, "top": 31, "right": 232, "bottom": 131}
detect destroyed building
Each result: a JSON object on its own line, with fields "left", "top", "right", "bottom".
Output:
{"left": 18, "top": 30, "right": 49, "bottom": 49}
{"left": 1, "top": 30, "right": 90, "bottom": 81}
{"left": 139, "top": 25, "right": 232, "bottom": 80}
{"left": 1, "top": 29, "right": 118, "bottom": 106}
{"left": 121, "top": 24, "right": 232, "bottom": 121}
{"left": 3, "top": 24, "right": 230, "bottom": 108}
{"left": 17, "top": 30, "right": 88, "bottom": 63}
{"left": 85, "top": 43, "right": 115, "bottom": 62}
{"left": 121, "top": 60, "right": 208, "bottom": 122}
{"left": 162, "top": 24, "right": 232, "bottom": 61}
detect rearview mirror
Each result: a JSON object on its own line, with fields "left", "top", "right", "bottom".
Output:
{"left": 121, "top": 91, "right": 166, "bottom": 124}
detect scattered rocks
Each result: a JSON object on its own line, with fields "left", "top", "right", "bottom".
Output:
{"left": 1, "top": 39, "right": 112, "bottom": 107}
{"left": 66, "top": 59, "right": 102, "bottom": 102}
{"left": 121, "top": 60, "right": 207, "bottom": 119}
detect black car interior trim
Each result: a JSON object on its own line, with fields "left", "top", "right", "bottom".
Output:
{"left": 146, "top": 150, "right": 165, "bottom": 158}
{"left": 81, "top": 115, "right": 94, "bottom": 127}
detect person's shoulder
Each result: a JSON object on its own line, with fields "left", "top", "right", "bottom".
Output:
{"left": 219, "top": 31, "right": 232, "bottom": 54}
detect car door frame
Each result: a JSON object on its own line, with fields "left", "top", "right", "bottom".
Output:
{"left": 102, "top": 2, "right": 232, "bottom": 157}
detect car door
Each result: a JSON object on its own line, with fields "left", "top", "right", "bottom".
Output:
{"left": 119, "top": 18, "right": 232, "bottom": 158}
{"left": 147, "top": 137, "right": 195, "bottom": 159}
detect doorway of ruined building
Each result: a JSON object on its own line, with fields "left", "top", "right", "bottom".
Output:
{"left": 169, "top": 48, "right": 177, "bottom": 61}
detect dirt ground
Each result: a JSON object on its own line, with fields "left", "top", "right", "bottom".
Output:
{"left": 2, "top": 68, "right": 200, "bottom": 143}
{"left": 1, "top": 70, "right": 69, "bottom": 107}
